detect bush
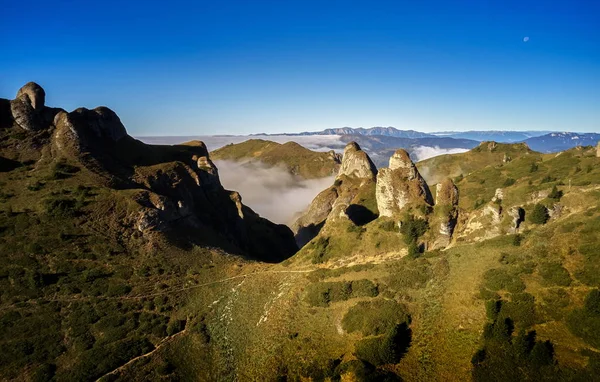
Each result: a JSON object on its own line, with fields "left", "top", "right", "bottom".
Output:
{"left": 311, "top": 237, "right": 330, "bottom": 264}
{"left": 503, "top": 178, "right": 516, "bottom": 187}
{"left": 304, "top": 280, "right": 378, "bottom": 307}
{"left": 166, "top": 319, "right": 186, "bottom": 336}
{"left": 529, "top": 162, "right": 539, "bottom": 173}
{"left": 547, "top": 185, "right": 563, "bottom": 201}
{"left": 354, "top": 323, "right": 411, "bottom": 366}
{"left": 528, "top": 204, "right": 549, "bottom": 225}
{"left": 342, "top": 299, "right": 410, "bottom": 336}
{"left": 539, "top": 262, "right": 571, "bottom": 286}
{"left": 379, "top": 220, "right": 397, "bottom": 232}
{"left": 399, "top": 215, "right": 428, "bottom": 245}
{"left": 48, "top": 160, "right": 80, "bottom": 180}
{"left": 44, "top": 197, "right": 83, "bottom": 218}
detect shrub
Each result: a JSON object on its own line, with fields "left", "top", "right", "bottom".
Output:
{"left": 539, "top": 262, "right": 571, "bottom": 286}
{"left": 48, "top": 160, "right": 80, "bottom": 180}
{"left": 44, "top": 197, "right": 83, "bottom": 218}
{"left": 106, "top": 283, "right": 132, "bottom": 297}
{"left": 354, "top": 323, "right": 411, "bottom": 366}
{"left": 529, "top": 162, "right": 539, "bottom": 173}
{"left": 399, "top": 215, "right": 428, "bottom": 244}
{"left": 547, "top": 185, "right": 563, "bottom": 201}
{"left": 342, "top": 299, "right": 410, "bottom": 336}
{"left": 528, "top": 204, "right": 549, "bottom": 225}
{"left": 304, "top": 280, "right": 378, "bottom": 307}
{"left": 378, "top": 220, "right": 397, "bottom": 232}
{"left": 311, "top": 237, "right": 330, "bottom": 264}
{"left": 503, "top": 178, "right": 516, "bottom": 187}
{"left": 166, "top": 319, "right": 186, "bottom": 336}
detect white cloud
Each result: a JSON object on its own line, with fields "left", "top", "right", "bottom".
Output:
{"left": 214, "top": 160, "right": 333, "bottom": 225}
{"left": 136, "top": 134, "right": 346, "bottom": 153}
{"left": 411, "top": 146, "right": 469, "bottom": 162}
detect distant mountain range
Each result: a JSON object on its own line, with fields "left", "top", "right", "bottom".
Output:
{"left": 522, "top": 132, "right": 600, "bottom": 153}
{"left": 431, "top": 130, "right": 554, "bottom": 142}
{"left": 265, "top": 127, "right": 600, "bottom": 156}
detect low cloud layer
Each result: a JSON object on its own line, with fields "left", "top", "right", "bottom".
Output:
{"left": 137, "top": 135, "right": 346, "bottom": 153}
{"left": 214, "top": 160, "right": 333, "bottom": 225}
{"left": 411, "top": 145, "right": 469, "bottom": 162}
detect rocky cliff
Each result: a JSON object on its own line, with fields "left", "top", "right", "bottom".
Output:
{"left": 1, "top": 82, "right": 297, "bottom": 262}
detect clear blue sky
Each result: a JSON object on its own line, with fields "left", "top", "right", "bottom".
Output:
{"left": 1, "top": 0, "right": 599, "bottom": 135}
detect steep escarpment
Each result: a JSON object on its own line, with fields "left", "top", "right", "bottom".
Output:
{"left": 1, "top": 82, "right": 297, "bottom": 262}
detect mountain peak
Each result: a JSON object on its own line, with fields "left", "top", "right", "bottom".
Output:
{"left": 337, "top": 141, "right": 377, "bottom": 179}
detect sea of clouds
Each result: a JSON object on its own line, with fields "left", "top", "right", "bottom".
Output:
{"left": 410, "top": 145, "right": 470, "bottom": 161}
{"left": 214, "top": 160, "right": 334, "bottom": 225}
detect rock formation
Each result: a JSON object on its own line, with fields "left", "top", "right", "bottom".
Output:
{"left": 291, "top": 142, "right": 378, "bottom": 245}
{"left": 508, "top": 206, "right": 525, "bottom": 233}
{"left": 597, "top": 141, "right": 600, "bottom": 157}
{"left": 375, "top": 149, "right": 433, "bottom": 217}
{"left": 1, "top": 82, "right": 298, "bottom": 262}
{"left": 337, "top": 142, "right": 377, "bottom": 179}
{"left": 9, "top": 82, "right": 62, "bottom": 132}
{"left": 429, "top": 178, "right": 460, "bottom": 248}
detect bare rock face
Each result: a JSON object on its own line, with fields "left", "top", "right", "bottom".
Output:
{"left": 436, "top": 178, "right": 459, "bottom": 206}
{"left": 597, "top": 141, "right": 600, "bottom": 157}
{"left": 291, "top": 186, "right": 338, "bottom": 247}
{"left": 337, "top": 142, "right": 377, "bottom": 179}
{"left": 17, "top": 82, "right": 45, "bottom": 111}
{"left": 376, "top": 149, "right": 433, "bottom": 217}
{"left": 508, "top": 206, "right": 525, "bottom": 233}
{"left": 430, "top": 178, "right": 460, "bottom": 248}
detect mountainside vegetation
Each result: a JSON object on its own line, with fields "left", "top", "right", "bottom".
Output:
{"left": 2, "top": 83, "right": 600, "bottom": 381}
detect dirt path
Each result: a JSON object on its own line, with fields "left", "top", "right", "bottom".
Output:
{"left": 96, "top": 327, "right": 188, "bottom": 381}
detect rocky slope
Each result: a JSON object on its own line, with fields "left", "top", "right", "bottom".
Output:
{"left": 1, "top": 82, "right": 297, "bottom": 262}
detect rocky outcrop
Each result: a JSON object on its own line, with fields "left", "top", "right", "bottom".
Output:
{"left": 508, "top": 206, "right": 525, "bottom": 233}
{"left": 9, "top": 82, "right": 61, "bottom": 131}
{"left": 337, "top": 142, "right": 377, "bottom": 179}
{"left": 597, "top": 141, "right": 600, "bottom": 157}
{"left": 291, "top": 142, "right": 379, "bottom": 246}
{"left": 376, "top": 149, "right": 433, "bottom": 217}
{"left": 436, "top": 178, "right": 459, "bottom": 207}
{"left": 291, "top": 187, "right": 338, "bottom": 247}
{"left": 430, "top": 178, "right": 459, "bottom": 248}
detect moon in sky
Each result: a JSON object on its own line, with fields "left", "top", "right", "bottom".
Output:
{"left": 523, "top": 36, "right": 530, "bottom": 42}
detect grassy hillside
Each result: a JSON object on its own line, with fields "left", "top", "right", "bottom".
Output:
{"left": 211, "top": 139, "right": 341, "bottom": 179}
{"left": 417, "top": 141, "right": 534, "bottom": 185}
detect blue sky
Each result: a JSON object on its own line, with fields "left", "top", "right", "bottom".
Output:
{"left": 1, "top": 0, "right": 599, "bottom": 135}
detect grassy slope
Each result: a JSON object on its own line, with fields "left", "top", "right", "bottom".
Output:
{"left": 416, "top": 142, "right": 534, "bottom": 185}
{"left": 210, "top": 139, "right": 340, "bottom": 179}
